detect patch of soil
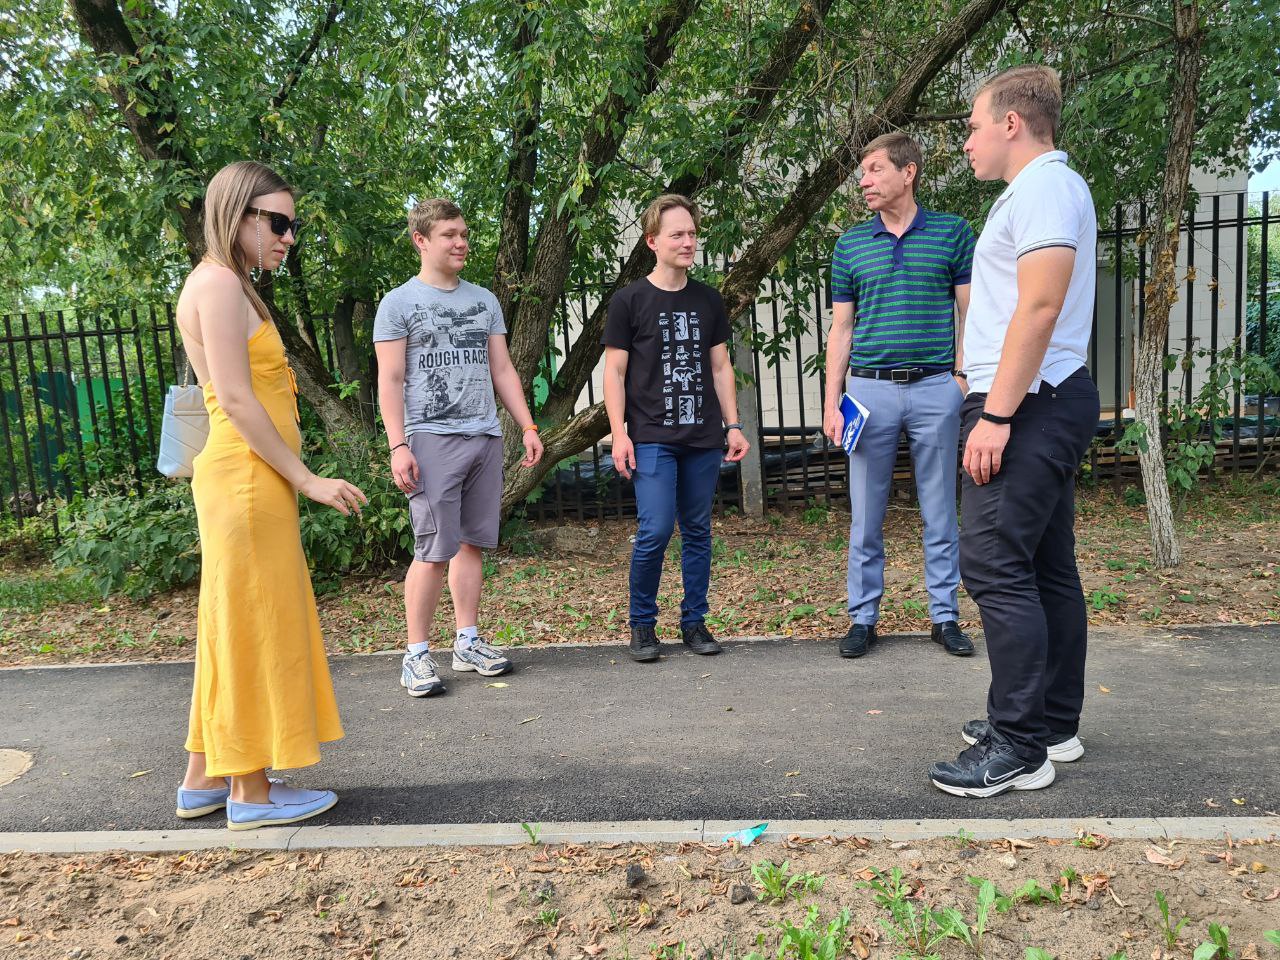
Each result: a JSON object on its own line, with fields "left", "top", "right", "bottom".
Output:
{"left": 2, "top": 484, "right": 1277, "bottom": 667}
{"left": 1, "top": 836, "right": 1276, "bottom": 958}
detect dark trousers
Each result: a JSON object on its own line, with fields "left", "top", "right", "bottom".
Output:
{"left": 959, "top": 367, "right": 1100, "bottom": 763}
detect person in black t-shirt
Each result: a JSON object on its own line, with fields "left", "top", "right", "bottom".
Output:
{"left": 602, "top": 194, "right": 750, "bottom": 663}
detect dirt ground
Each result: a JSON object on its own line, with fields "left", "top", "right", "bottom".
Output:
{"left": 1, "top": 835, "right": 1276, "bottom": 959}
{"left": 2, "top": 482, "right": 1278, "bottom": 667}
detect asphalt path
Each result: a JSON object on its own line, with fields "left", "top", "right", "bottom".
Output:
{"left": 1, "top": 625, "right": 1275, "bottom": 832}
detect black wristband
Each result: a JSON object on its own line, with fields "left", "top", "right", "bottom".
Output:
{"left": 390, "top": 441, "right": 409, "bottom": 453}
{"left": 953, "top": 369, "right": 967, "bottom": 378}
{"left": 980, "top": 411, "right": 1013, "bottom": 426}
{"left": 724, "top": 423, "right": 743, "bottom": 433}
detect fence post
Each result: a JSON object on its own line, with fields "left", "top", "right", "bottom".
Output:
{"left": 734, "top": 322, "right": 765, "bottom": 519}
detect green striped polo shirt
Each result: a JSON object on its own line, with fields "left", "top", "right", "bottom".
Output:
{"left": 830, "top": 206, "right": 976, "bottom": 369}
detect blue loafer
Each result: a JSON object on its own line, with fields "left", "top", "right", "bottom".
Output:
{"left": 226, "top": 785, "right": 338, "bottom": 831}
{"left": 176, "top": 784, "right": 231, "bottom": 819}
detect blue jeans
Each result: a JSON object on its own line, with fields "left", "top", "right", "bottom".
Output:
{"left": 629, "top": 443, "right": 724, "bottom": 627}
{"left": 846, "top": 371, "right": 964, "bottom": 624}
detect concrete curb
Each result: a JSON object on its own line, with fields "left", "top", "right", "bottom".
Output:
{"left": 2, "top": 817, "right": 1275, "bottom": 855}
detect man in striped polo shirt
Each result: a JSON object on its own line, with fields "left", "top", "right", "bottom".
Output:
{"left": 823, "top": 132, "right": 976, "bottom": 661}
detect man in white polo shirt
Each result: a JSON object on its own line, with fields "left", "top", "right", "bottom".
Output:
{"left": 928, "top": 65, "right": 1101, "bottom": 798}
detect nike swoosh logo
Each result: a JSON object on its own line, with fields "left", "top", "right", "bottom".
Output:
{"left": 983, "top": 765, "right": 1026, "bottom": 786}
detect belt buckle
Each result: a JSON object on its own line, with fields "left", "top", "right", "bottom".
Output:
{"left": 890, "top": 368, "right": 911, "bottom": 384}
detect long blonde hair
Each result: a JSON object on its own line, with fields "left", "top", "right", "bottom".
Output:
{"left": 201, "top": 160, "right": 294, "bottom": 323}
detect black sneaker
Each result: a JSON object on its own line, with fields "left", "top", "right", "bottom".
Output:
{"left": 962, "top": 719, "right": 1084, "bottom": 762}
{"left": 838, "top": 623, "right": 876, "bottom": 658}
{"left": 931, "top": 620, "right": 974, "bottom": 656}
{"left": 930, "top": 728, "right": 1055, "bottom": 798}
{"left": 629, "top": 625, "right": 660, "bottom": 663}
{"left": 681, "top": 622, "right": 722, "bottom": 656}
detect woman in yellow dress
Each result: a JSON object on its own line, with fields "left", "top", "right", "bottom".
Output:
{"left": 172, "top": 161, "right": 366, "bottom": 830}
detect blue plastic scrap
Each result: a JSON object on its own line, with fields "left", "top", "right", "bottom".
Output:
{"left": 722, "top": 822, "right": 769, "bottom": 846}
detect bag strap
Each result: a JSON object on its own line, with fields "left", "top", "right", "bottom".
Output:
{"left": 180, "top": 347, "right": 194, "bottom": 389}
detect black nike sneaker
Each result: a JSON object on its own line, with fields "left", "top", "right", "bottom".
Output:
{"left": 930, "top": 728, "right": 1055, "bottom": 798}
{"left": 962, "top": 718, "right": 1084, "bottom": 762}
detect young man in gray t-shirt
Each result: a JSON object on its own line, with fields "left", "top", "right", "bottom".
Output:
{"left": 374, "top": 198, "right": 543, "bottom": 697}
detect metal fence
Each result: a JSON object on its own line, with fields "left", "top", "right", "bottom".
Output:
{"left": 2, "top": 189, "right": 1276, "bottom": 532}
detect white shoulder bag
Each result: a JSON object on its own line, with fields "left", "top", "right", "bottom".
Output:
{"left": 156, "top": 360, "right": 210, "bottom": 478}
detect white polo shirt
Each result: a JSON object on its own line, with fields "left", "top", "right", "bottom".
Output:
{"left": 963, "top": 150, "right": 1096, "bottom": 393}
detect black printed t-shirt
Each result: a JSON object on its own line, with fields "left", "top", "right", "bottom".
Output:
{"left": 602, "top": 277, "right": 731, "bottom": 448}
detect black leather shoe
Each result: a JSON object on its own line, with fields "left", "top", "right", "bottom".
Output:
{"left": 839, "top": 623, "right": 876, "bottom": 658}
{"left": 931, "top": 620, "right": 974, "bottom": 656}
{"left": 681, "top": 622, "right": 722, "bottom": 655}
{"left": 629, "top": 625, "right": 660, "bottom": 662}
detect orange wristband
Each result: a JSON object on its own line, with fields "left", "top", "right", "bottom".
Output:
{"left": 523, "top": 424, "right": 539, "bottom": 432}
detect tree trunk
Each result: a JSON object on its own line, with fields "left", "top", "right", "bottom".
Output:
{"left": 285, "top": 243, "right": 321, "bottom": 354}
{"left": 541, "top": 0, "right": 838, "bottom": 425}
{"left": 70, "top": 0, "right": 369, "bottom": 443}
{"left": 505, "top": 0, "right": 703, "bottom": 386}
{"left": 492, "top": 10, "right": 542, "bottom": 323}
{"left": 499, "top": 0, "right": 1009, "bottom": 511}
{"left": 1134, "top": 0, "right": 1203, "bottom": 568}
{"left": 333, "top": 295, "right": 376, "bottom": 429}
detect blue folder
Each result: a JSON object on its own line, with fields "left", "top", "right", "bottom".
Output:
{"left": 839, "top": 392, "right": 870, "bottom": 454}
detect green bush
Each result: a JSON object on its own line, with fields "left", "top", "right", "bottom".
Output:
{"left": 53, "top": 438, "right": 413, "bottom": 599}
{"left": 54, "top": 480, "right": 200, "bottom": 597}
{"left": 297, "top": 440, "right": 412, "bottom": 592}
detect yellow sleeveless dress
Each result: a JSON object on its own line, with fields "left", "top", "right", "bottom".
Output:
{"left": 184, "top": 320, "right": 343, "bottom": 777}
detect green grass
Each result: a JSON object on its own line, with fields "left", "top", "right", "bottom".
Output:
{"left": 0, "top": 570, "right": 98, "bottom": 613}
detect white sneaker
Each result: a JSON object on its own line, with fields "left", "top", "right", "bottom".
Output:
{"left": 401, "top": 650, "right": 446, "bottom": 697}
{"left": 452, "top": 639, "right": 512, "bottom": 677}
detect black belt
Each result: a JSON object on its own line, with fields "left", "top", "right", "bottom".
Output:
{"left": 848, "top": 366, "right": 948, "bottom": 384}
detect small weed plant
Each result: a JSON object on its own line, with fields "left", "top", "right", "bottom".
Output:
{"left": 752, "top": 860, "right": 825, "bottom": 904}
{"left": 860, "top": 867, "right": 950, "bottom": 959}
{"left": 745, "top": 905, "right": 851, "bottom": 960}
{"left": 520, "top": 822, "right": 542, "bottom": 845}
{"left": 1193, "top": 923, "right": 1235, "bottom": 960}
{"left": 1154, "top": 890, "right": 1189, "bottom": 949}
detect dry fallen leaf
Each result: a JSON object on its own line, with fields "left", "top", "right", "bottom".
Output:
{"left": 1204, "top": 799, "right": 1222, "bottom": 808}
{"left": 1231, "top": 798, "right": 1246, "bottom": 806}
{"left": 851, "top": 934, "right": 871, "bottom": 959}
{"left": 128, "top": 770, "right": 153, "bottom": 779}
{"left": 866, "top": 710, "right": 882, "bottom": 715}
{"left": 1248, "top": 861, "right": 1268, "bottom": 874}
{"left": 1, "top": 919, "right": 19, "bottom": 927}
{"left": 519, "top": 715, "right": 541, "bottom": 725}
{"left": 784, "top": 770, "right": 800, "bottom": 777}
{"left": 1144, "top": 847, "right": 1186, "bottom": 869}
{"left": 484, "top": 682, "right": 509, "bottom": 688}
{"left": 1098, "top": 685, "right": 1111, "bottom": 693}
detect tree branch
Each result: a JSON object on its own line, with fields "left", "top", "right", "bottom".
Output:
{"left": 69, "top": 0, "right": 367, "bottom": 439}
{"left": 260, "top": 0, "right": 344, "bottom": 144}
{"left": 541, "top": 0, "right": 838, "bottom": 422}
{"left": 501, "top": 401, "right": 610, "bottom": 515}
{"left": 719, "top": 0, "right": 1011, "bottom": 321}
{"left": 492, "top": 9, "right": 543, "bottom": 323}
{"left": 505, "top": 0, "right": 703, "bottom": 386}
{"left": 68, "top": 0, "right": 204, "bottom": 259}
{"left": 1100, "top": 8, "right": 1176, "bottom": 35}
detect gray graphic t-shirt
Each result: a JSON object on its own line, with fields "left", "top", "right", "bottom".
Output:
{"left": 373, "top": 277, "right": 507, "bottom": 437}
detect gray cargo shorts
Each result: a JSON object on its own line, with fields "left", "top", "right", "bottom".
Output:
{"left": 406, "top": 432, "right": 504, "bottom": 562}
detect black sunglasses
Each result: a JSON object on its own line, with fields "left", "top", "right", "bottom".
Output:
{"left": 246, "top": 207, "right": 304, "bottom": 238}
